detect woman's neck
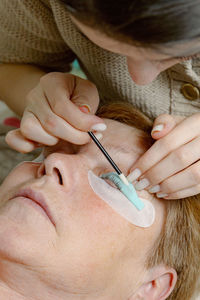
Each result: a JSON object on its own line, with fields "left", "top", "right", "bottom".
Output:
{"left": 0, "top": 285, "right": 27, "bottom": 300}
{"left": 0, "top": 259, "right": 68, "bottom": 300}
{"left": 0, "top": 259, "right": 116, "bottom": 300}
{"left": 0, "top": 284, "right": 113, "bottom": 300}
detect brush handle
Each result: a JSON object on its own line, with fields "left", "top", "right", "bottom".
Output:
{"left": 88, "top": 131, "right": 122, "bottom": 174}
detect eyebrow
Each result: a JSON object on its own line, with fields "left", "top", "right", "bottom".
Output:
{"left": 105, "top": 144, "right": 133, "bottom": 155}
{"left": 92, "top": 143, "right": 133, "bottom": 168}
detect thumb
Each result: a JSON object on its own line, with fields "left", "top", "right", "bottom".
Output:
{"left": 72, "top": 76, "right": 100, "bottom": 114}
{"left": 151, "top": 114, "right": 177, "bottom": 140}
{"left": 66, "top": 75, "right": 106, "bottom": 132}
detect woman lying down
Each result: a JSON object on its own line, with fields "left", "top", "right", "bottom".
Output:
{"left": 0, "top": 103, "right": 199, "bottom": 300}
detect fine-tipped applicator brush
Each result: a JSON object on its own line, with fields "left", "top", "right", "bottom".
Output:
{"left": 88, "top": 131, "right": 129, "bottom": 185}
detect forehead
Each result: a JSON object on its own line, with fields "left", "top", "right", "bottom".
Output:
{"left": 100, "top": 118, "right": 140, "bottom": 148}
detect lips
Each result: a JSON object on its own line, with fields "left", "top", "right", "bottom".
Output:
{"left": 13, "top": 188, "right": 55, "bottom": 227}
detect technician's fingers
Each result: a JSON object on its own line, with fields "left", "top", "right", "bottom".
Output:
{"left": 159, "top": 185, "right": 200, "bottom": 199}
{"left": 5, "top": 129, "right": 39, "bottom": 153}
{"left": 24, "top": 101, "right": 91, "bottom": 145}
{"left": 154, "top": 160, "right": 200, "bottom": 197}
{"left": 151, "top": 114, "right": 177, "bottom": 140}
{"left": 21, "top": 111, "right": 59, "bottom": 145}
{"left": 41, "top": 73, "right": 104, "bottom": 131}
{"left": 135, "top": 136, "right": 200, "bottom": 190}
{"left": 71, "top": 75, "right": 100, "bottom": 113}
{"left": 128, "top": 114, "right": 200, "bottom": 182}
{"left": 146, "top": 160, "right": 200, "bottom": 199}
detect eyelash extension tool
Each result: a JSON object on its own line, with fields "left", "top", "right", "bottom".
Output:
{"left": 88, "top": 131, "right": 129, "bottom": 185}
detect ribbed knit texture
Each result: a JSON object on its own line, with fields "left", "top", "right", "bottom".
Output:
{"left": 1, "top": 0, "right": 200, "bottom": 120}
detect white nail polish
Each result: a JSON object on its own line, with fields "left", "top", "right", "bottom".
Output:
{"left": 127, "top": 168, "right": 141, "bottom": 182}
{"left": 91, "top": 123, "right": 107, "bottom": 131}
{"left": 156, "top": 193, "right": 168, "bottom": 198}
{"left": 94, "top": 133, "right": 103, "bottom": 140}
{"left": 149, "top": 185, "right": 160, "bottom": 193}
{"left": 135, "top": 178, "right": 150, "bottom": 191}
{"left": 151, "top": 124, "right": 164, "bottom": 134}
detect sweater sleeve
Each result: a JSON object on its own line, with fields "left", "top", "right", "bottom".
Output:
{"left": 0, "top": 0, "right": 75, "bottom": 71}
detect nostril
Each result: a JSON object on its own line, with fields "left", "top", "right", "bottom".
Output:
{"left": 37, "top": 163, "right": 46, "bottom": 178}
{"left": 53, "top": 167, "right": 63, "bottom": 185}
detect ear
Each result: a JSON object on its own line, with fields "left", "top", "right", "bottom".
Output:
{"left": 129, "top": 265, "right": 177, "bottom": 300}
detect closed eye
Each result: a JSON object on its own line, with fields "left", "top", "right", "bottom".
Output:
{"left": 102, "top": 177, "right": 117, "bottom": 189}
{"left": 99, "top": 171, "right": 118, "bottom": 189}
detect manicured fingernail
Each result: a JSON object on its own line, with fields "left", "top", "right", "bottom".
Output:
{"left": 91, "top": 123, "right": 107, "bottom": 131}
{"left": 78, "top": 104, "right": 91, "bottom": 114}
{"left": 135, "top": 178, "right": 150, "bottom": 190}
{"left": 151, "top": 124, "right": 164, "bottom": 134}
{"left": 156, "top": 193, "right": 168, "bottom": 198}
{"left": 3, "top": 117, "right": 21, "bottom": 128}
{"left": 94, "top": 132, "right": 103, "bottom": 140}
{"left": 127, "top": 168, "right": 141, "bottom": 182}
{"left": 148, "top": 185, "right": 160, "bottom": 193}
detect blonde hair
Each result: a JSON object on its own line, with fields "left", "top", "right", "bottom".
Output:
{"left": 98, "top": 102, "right": 200, "bottom": 300}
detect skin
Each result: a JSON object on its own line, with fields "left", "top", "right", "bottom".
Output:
{"left": 64, "top": 17, "right": 200, "bottom": 200}
{"left": 4, "top": 15, "right": 200, "bottom": 200}
{"left": 71, "top": 16, "right": 200, "bottom": 85}
{"left": 0, "top": 119, "right": 173, "bottom": 300}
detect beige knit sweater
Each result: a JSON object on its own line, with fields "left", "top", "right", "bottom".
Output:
{"left": 1, "top": 0, "right": 200, "bottom": 120}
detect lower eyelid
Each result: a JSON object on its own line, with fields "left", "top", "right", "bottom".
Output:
{"left": 99, "top": 171, "right": 118, "bottom": 189}
{"left": 103, "top": 178, "right": 117, "bottom": 189}
{"left": 92, "top": 168, "right": 118, "bottom": 189}
{"left": 96, "top": 168, "right": 111, "bottom": 177}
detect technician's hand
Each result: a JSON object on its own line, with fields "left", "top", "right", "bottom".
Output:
{"left": 127, "top": 113, "right": 200, "bottom": 199}
{"left": 6, "top": 72, "right": 106, "bottom": 153}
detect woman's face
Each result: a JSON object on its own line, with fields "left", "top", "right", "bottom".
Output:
{"left": 72, "top": 17, "right": 200, "bottom": 85}
{"left": 0, "top": 119, "right": 165, "bottom": 297}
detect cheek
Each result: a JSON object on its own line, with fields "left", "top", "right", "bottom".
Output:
{"left": 56, "top": 191, "right": 130, "bottom": 278}
{"left": 0, "top": 162, "right": 39, "bottom": 198}
{"left": 76, "top": 191, "right": 114, "bottom": 233}
{"left": 74, "top": 188, "right": 132, "bottom": 255}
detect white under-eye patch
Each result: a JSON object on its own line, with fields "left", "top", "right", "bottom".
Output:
{"left": 88, "top": 170, "right": 155, "bottom": 228}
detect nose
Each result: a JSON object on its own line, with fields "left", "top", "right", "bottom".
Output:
{"left": 37, "top": 153, "right": 82, "bottom": 188}
{"left": 127, "top": 57, "right": 161, "bottom": 85}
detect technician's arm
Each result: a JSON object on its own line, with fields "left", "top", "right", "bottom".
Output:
{"left": 0, "top": 63, "right": 46, "bottom": 116}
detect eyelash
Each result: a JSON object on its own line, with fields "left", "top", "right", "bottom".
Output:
{"left": 103, "top": 178, "right": 117, "bottom": 189}
{"left": 98, "top": 169, "right": 118, "bottom": 189}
